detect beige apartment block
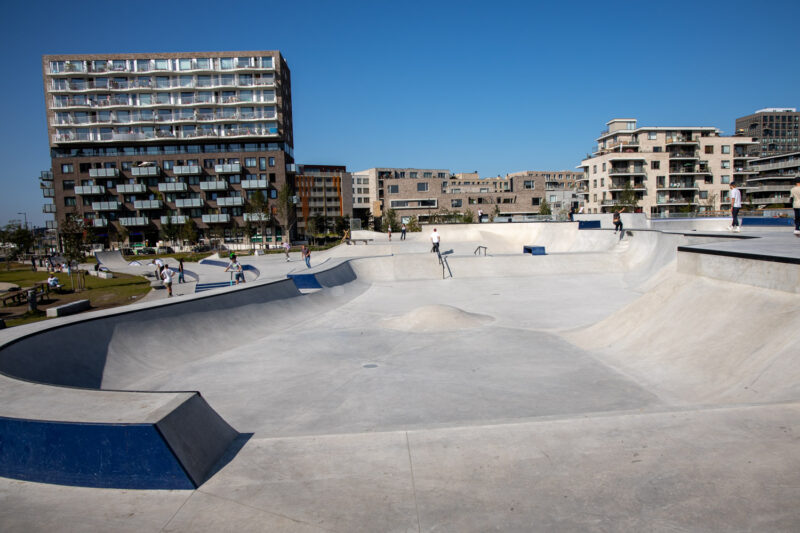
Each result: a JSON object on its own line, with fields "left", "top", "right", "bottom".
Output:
{"left": 578, "top": 119, "right": 758, "bottom": 216}
{"left": 353, "top": 167, "right": 580, "bottom": 222}
{"left": 295, "top": 164, "right": 353, "bottom": 236}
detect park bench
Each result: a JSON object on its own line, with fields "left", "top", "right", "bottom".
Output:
{"left": 1, "top": 283, "right": 50, "bottom": 307}
{"left": 346, "top": 238, "right": 374, "bottom": 245}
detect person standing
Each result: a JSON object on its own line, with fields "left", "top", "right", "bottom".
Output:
{"left": 478, "top": 208, "right": 483, "bottom": 223}
{"left": 225, "top": 255, "right": 245, "bottom": 284}
{"left": 401, "top": 223, "right": 407, "bottom": 240}
{"left": 430, "top": 228, "right": 440, "bottom": 254}
{"left": 729, "top": 183, "right": 742, "bottom": 232}
{"left": 791, "top": 177, "right": 800, "bottom": 236}
{"left": 177, "top": 257, "right": 185, "bottom": 284}
{"left": 283, "top": 240, "right": 291, "bottom": 261}
{"left": 387, "top": 227, "right": 392, "bottom": 241}
{"left": 161, "top": 264, "right": 174, "bottom": 297}
{"left": 152, "top": 257, "right": 164, "bottom": 278}
{"left": 613, "top": 207, "right": 625, "bottom": 234}
{"left": 301, "top": 245, "right": 311, "bottom": 268}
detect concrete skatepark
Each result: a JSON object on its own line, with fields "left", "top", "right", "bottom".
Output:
{"left": 1, "top": 216, "right": 799, "bottom": 532}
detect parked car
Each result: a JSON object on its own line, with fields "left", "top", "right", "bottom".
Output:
{"left": 137, "top": 247, "right": 156, "bottom": 255}
{"left": 156, "top": 247, "right": 174, "bottom": 254}
{"left": 191, "top": 244, "right": 210, "bottom": 252}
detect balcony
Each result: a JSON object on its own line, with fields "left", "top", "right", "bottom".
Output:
{"left": 243, "top": 213, "right": 270, "bottom": 222}
{"left": 174, "top": 165, "right": 200, "bottom": 175}
{"left": 659, "top": 183, "right": 698, "bottom": 190}
{"left": 175, "top": 198, "right": 204, "bottom": 208}
{"left": 43, "top": 204, "right": 57, "bottom": 213}
{"left": 131, "top": 166, "right": 161, "bottom": 177}
{"left": 134, "top": 200, "right": 162, "bottom": 210}
{"left": 668, "top": 152, "right": 699, "bottom": 160}
{"left": 92, "top": 218, "right": 108, "bottom": 228}
{"left": 751, "top": 195, "right": 791, "bottom": 205}
{"left": 92, "top": 201, "right": 120, "bottom": 211}
{"left": 119, "top": 217, "right": 150, "bottom": 226}
{"left": 202, "top": 214, "right": 230, "bottom": 224}
{"left": 46, "top": 220, "right": 57, "bottom": 229}
{"left": 200, "top": 181, "right": 227, "bottom": 191}
{"left": 89, "top": 168, "right": 119, "bottom": 178}
{"left": 40, "top": 170, "right": 54, "bottom": 181}
{"left": 665, "top": 137, "right": 700, "bottom": 145}
{"left": 160, "top": 216, "right": 187, "bottom": 225}
{"left": 609, "top": 167, "right": 646, "bottom": 176}
{"left": 41, "top": 187, "right": 55, "bottom": 198}
{"left": 216, "top": 196, "right": 244, "bottom": 206}
{"left": 241, "top": 179, "right": 268, "bottom": 189}
{"left": 158, "top": 182, "right": 188, "bottom": 192}
{"left": 74, "top": 185, "right": 106, "bottom": 195}
{"left": 116, "top": 183, "right": 147, "bottom": 194}
{"left": 214, "top": 163, "right": 241, "bottom": 173}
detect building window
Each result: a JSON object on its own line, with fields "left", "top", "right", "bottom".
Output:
{"left": 531, "top": 197, "right": 540, "bottom": 206}
{"left": 410, "top": 172, "right": 417, "bottom": 178}
{"left": 388, "top": 185, "right": 399, "bottom": 194}
{"left": 721, "top": 161, "right": 730, "bottom": 169}
{"left": 64, "top": 197, "right": 76, "bottom": 206}
{"left": 62, "top": 180, "right": 74, "bottom": 190}
{"left": 653, "top": 146, "right": 662, "bottom": 153}
{"left": 593, "top": 165, "right": 597, "bottom": 174}
{"left": 721, "top": 175, "right": 731, "bottom": 184}
{"left": 417, "top": 182, "right": 428, "bottom": 192}
{"left": 268, "top": 157, "right": 275, "bottom": 167}
{"left": 523, "top": 180, "right": 535, "bottom": 189}
{"left": 61, "top": 164, "right": 73, "bottom": 173}
{"left": 245, "top": 157, "right": 257, "bottom": 167}
{"left": 602, "top": 163, "right": 606, "bottom": 172}
{"left": 705, "top": 146, "right": 714, "bottom": 154}
{"left": 648, "top": 132, "right": 657, "bottom": 140}
{"left": 722, "top": 145, "right": 731, "bottom": 154}
{"left": 699, "top": 191, "right": 708, "bottom": 199}
{"left": 651, "top": 161, "right": 660, "bottom": 169}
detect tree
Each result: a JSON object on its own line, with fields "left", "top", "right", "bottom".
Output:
{"left": 617, "top": 182, "right": 640, "bottom": 212}
{"left": 406, "top": 216, "right": 421, "bottom": 232}
{"left": 460, "top": 210, "right": 474, "bottom": 223}
{"left": 539, "top": 199, "right": 552, "bottom": 216}
{"left": 382, "top": 208, "right": 399, "bottom": 232}
{"left": 276, "top": 182, "right": 293, "bottom": 241}
{"left": 160, "top": 216, "right": 180, "bottom": 247}
{"left": 59, "top": 215, "right": 86, "bottom": 265}
{"left": 181, "top": 218, "right": 198, "bottom": 245}
{"left": 334, "top": 216, "right": 348, "bottom": 236}
{"left": 305, "top": 215, "right": 319, "bottom": 245}
{"left": 6, "top": 223, "right": 34, "bottom": 257}
{"left": 246, "top": 190, "right": 270, "bottom": 250}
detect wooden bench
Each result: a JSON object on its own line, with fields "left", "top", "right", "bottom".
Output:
{"left": 346, "top": 239, "right": 374, "bottom": 245}
{"left": 2, "top": 283, "right": 50, "bottom": 307}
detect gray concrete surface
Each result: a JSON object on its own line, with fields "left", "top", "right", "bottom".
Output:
{"left": 2, "top": 222, "right": 800, "bottom": 532}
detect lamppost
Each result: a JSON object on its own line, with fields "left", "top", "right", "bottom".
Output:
{"left": 17, "top": 212, "right": 28, "bottom": 229}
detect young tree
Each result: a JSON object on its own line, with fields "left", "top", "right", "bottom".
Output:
{"left": 6, "top": 223, "right": 34, "bottom": 257}
{"left": 59, "top": 215, "right": 86, "bottom": 265}
{"left": 539, "top": 199, "right": 552, "bottom": 216}
{"left": 334, "top": 216, "right": 348, "bottom": 236}
{"left": 246, "top": 190, "right": 270, "bottom": 250}
{"left": 617, "top": 182, "right": 640, "bottom": 212}
{"left": 406, "top": 216, "right": 421, "bottom": 232}
{"left": 276, "top": 183, "right": 293, "bottom": 241}
{"left": 181, "top": 218, "right": 198, "bottom": 246}
{"left": 460, "top": 210, "right": 474, "bottom": 223}
{"left": 160, "top": 216, "right": 180, "bottom": 247}
{"left": 382, "top": 208, "right": 399, "bottom": 232}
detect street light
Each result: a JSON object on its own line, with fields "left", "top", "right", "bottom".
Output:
{"left": 17, "top": 212, "right": 27, "bottom": 229}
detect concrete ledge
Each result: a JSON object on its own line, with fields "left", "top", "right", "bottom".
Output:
{"left": 88, "top": 270, "right": 113, "bottom": 279}
{"left": 46, "top": 299, "right": 90, "bottom": 318}
{"left": 523, "top": 245, "right": 546, "bottom": 255}
{"left": 677, "top": 250, "right": 800, "bottom": 293}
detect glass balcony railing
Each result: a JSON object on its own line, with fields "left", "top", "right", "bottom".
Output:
{"left": 160, "top": 215, "right": 187, "bottom": 225}
{"left": 173, "top": 165, "right": 200, "bottom": 175}
{"left": 214, "top": 163, "right": 241, "bottom": 173}
{"left": 133, "top": 200, "right": 162, "bottom": 209}
{"left": 241, "top": 179, "right": 268, "bottom": 189}
{"left": 131, "top": 166, "right": 160, "bottom": 177}
{"left": 74, "top": 185, "right": 106, "bottom": 195}
{"left": 92, "top": 218, "right": 108, "bottom": 228}
{"left": 199, "top": 181, "right": 227, "bottom": 191}
{"left": 243, "top": 213, "right": 269, "bottom": 222}
{"left": 119, "top": 217, "right": 150, "bottom": 226}
{"left": 175, "top": 198, "right": 204, "bottom": 208}
{"left": 89, "top": 168, "right": 119, "bottom": 178}
{"left": 158, "top": 182, "right": 188, "bottom": 192}
{"left": 116, "top": 183, "right": 146, "bottom": 194}
{"left": 216, "top": 196, "right": 244, "bottom": 206}
{"left": 92, "top": 201, "right": 121, "bottom": 211}
{"left": 202, "top": 214, "right": 230, "bottom": 223}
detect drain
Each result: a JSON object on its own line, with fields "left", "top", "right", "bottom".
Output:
{"left": 362, "top": 363, "right": 378, "bottom": 369}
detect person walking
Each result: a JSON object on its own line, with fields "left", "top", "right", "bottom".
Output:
{"left": 387, "top": 227, "right": 392, "bottom": 241}
{"left": 161, "top": 264, "right": 174, "bottom": 297}
{"left": 613, "top": 207, "right": 625, "bottom": 234}
{"left": 283, "top": 240, "right": 291, "bottom": 261}
{"left": 225, "top": 255, "right": 245, "bottom": 285}
{"left": 791, "top": 177, "right": 800, "bottom": 236}
{"left": 400, "top": 223, "right": 407, "bottom": 240}
{"left": 728, "top": 183, "right": 742, "bottom": 232}
{"left": 177, "top": 257, "right": 185, "bottom": 284}
{"left": 152, "top": 257, "right": 164, "bottom": 278}
{"left": 301, "top": 245, "right": 311, "bottom": 268}
{"left": 430, "top": 228, "right": 441, "bottom": 254}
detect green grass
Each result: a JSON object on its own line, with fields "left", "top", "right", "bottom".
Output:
{"left": 0, "top": 268, "right": 150, "bottom": 328}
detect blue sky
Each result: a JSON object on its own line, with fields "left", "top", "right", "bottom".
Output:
{"left": 2, "top": 0, "right": 798, "bottom": 226}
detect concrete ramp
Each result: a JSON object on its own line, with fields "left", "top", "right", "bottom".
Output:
{"left": 94, "top": 249, "right": 132, "bottom": 269}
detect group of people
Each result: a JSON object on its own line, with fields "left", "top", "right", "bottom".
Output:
{"left": 151, "top": 257, "right": 185, "bottom": 297}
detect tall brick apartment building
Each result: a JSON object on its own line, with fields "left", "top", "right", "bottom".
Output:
{"left": 41, "top": 51, "right": 295, "bottom": 247}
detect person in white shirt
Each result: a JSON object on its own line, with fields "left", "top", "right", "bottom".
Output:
{"left": 152, "top": 257, "right": 165, "bottom": 277}
{"left": 282, "top": 241, "right": 291, "bottom": 261}
{"left": 729, "top": 183, "right": 742, "bottom": 232}
{"left": 791, "top": 177, "right": 800, "bottom": 236}
{"left": 161, "top": 265, "right": 174, "bottom": 297}
{"left": 430, "top": 228, "right": 441, "bottom": 253}
{"left": 225, "top": 256, "right": 245, "bottom": 284}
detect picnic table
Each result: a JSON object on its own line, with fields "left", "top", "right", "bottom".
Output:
{"left": 1, "top": 282, "right": 51, "bottom": 307}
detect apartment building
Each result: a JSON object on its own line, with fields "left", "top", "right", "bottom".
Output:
{"left": 745, "top": 152, "right": 800, "bottom": 208}
{"left": 735, "top": 108, "right": 800, "bottom": 157}
{"left": 295, "top": 164, "right": 353, "bottom": 236}
{"left": 578, "top": 119, "right": 758, "bottom": 216}
{"left": 41, "top": 51, "right": 295, "bottom": 247}
{"left": 353, "top": 167, "right": 580, "bottom": 223}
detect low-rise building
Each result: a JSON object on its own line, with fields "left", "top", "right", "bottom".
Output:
{"left": 579, "top": 119, "right": 758, "bottom": 216}
{"left": 744, "top": 151, "right": 800, "bottom": 208}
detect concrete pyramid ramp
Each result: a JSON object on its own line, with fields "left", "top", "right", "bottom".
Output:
{"left": 381, "top": 304, "right": 494, "bottom": 331}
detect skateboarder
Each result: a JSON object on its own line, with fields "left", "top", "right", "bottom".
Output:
{"left": 791, "top": 177, "right": 800, "bottom": 236}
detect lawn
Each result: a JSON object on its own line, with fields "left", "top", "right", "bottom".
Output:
{"left": 0, "top": 268, "right": 150, "bottom": 327}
